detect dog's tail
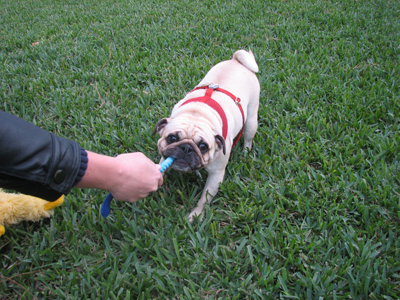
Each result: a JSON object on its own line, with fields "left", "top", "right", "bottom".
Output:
{"left": 232, "top": 49, "right": 259, "bottom": 73}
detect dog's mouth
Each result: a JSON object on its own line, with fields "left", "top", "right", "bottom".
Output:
{"left": 171, "top": 158, "right": 195, "bottom": 171}
{"left": 166, "top": 156, "right": 203, "bottom": 172}
{"left": 161, "top": 141, "right": 204, "bottom": 172}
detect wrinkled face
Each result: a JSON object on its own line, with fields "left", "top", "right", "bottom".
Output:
{"left": 153, "top": 116, "right": 226, "bottom": 172}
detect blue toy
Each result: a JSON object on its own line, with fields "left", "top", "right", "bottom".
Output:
{"left": 101, "top": 157, "right": 175, "bottom": 217}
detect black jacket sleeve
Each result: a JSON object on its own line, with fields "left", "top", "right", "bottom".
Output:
{"left": 0, "top": 111, "right": 85, "bottom": 201}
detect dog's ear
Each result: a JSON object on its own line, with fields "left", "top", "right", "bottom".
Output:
{"left": 152, "top": 118, "right": 169, "bottom": 135}
{"left": 215, "top": 134, "right": 226, "bottom": 155}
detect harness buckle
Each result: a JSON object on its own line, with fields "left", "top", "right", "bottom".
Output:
{"left": 208, "top": 83, "right": 219, "bottom": 89}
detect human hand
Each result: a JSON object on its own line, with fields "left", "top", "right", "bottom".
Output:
{"left": 109, "top": 152, "right": 163, "bottom": 202}
{"left": 77, "top": 151, "right": 163, "bottom": 202}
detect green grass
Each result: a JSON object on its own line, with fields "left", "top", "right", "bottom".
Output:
{"left": 1, "top": 0, "right": 400, "bottom": 298}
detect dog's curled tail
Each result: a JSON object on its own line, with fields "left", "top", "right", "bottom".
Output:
{"left": 233, "top": 49, "right": 259, "bottom": 73}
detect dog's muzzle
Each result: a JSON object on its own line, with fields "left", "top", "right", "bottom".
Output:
{"left": 162, "top": 139, "right": 206, "bottom": 164}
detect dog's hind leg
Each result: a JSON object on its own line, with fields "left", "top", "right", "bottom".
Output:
{"left": 243, "top": 99, "right": 259, "bottom": 151}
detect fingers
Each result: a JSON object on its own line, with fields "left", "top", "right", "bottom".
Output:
{"left": 155, "top": 164, "right": 164, "bottom": 188}
{"left": 158, "top": 176, "right": 164, "bottom": 188}
{"left": 110, "top": 153, "right": 164, "bottom": 202}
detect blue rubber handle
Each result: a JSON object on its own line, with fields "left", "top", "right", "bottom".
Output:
{"left": 159, "top": 157, "right": 175, "bottom": 172}
{"left": 101, "top": 157, "right": 175, "bottom": 217}
{"left": 101, "top": 192, "right": 114, "bottom": 217}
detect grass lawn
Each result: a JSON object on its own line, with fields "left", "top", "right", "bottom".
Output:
{"left": 1, "top": 0, "right": 400, "bottom": 298}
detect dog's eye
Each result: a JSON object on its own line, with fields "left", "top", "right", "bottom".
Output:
{"left": 199, "top": 143, "right": 209, "bottom": 153}
{"left": 167, "top": 135, "right": 178, "bottom": 144}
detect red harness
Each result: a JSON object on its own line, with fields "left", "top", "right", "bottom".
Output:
{"left": 180, "top": 84, "right": 245, "bottom": 148}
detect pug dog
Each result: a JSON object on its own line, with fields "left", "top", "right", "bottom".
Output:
{"left": 153, "top": 49, "right": 260, "bottom": 222}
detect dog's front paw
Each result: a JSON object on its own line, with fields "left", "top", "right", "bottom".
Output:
{"left": 188, "top": 207, "right": 204, "bottom": 223}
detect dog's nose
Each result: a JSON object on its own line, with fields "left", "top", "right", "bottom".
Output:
{"left": 180, "top": 144, "right": 194, "bottom": 155}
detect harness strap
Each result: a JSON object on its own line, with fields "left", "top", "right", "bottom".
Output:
{"left": 180, "top": 84, "right": 245, "bottom": 148}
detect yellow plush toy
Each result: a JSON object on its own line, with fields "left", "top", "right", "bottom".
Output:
{"left": 0, "top": 189, "right": 64, "bottom": 237}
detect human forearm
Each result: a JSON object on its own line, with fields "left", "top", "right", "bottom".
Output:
{"left": 0, "top": 111, "right": 163, "bottom": 203}
{"left": 75, "top": 151, "right": 116, "bottom": 190}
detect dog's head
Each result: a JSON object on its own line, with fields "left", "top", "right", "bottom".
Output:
{"left": 153, "top": 115, "right": 226, "bottom": 172}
